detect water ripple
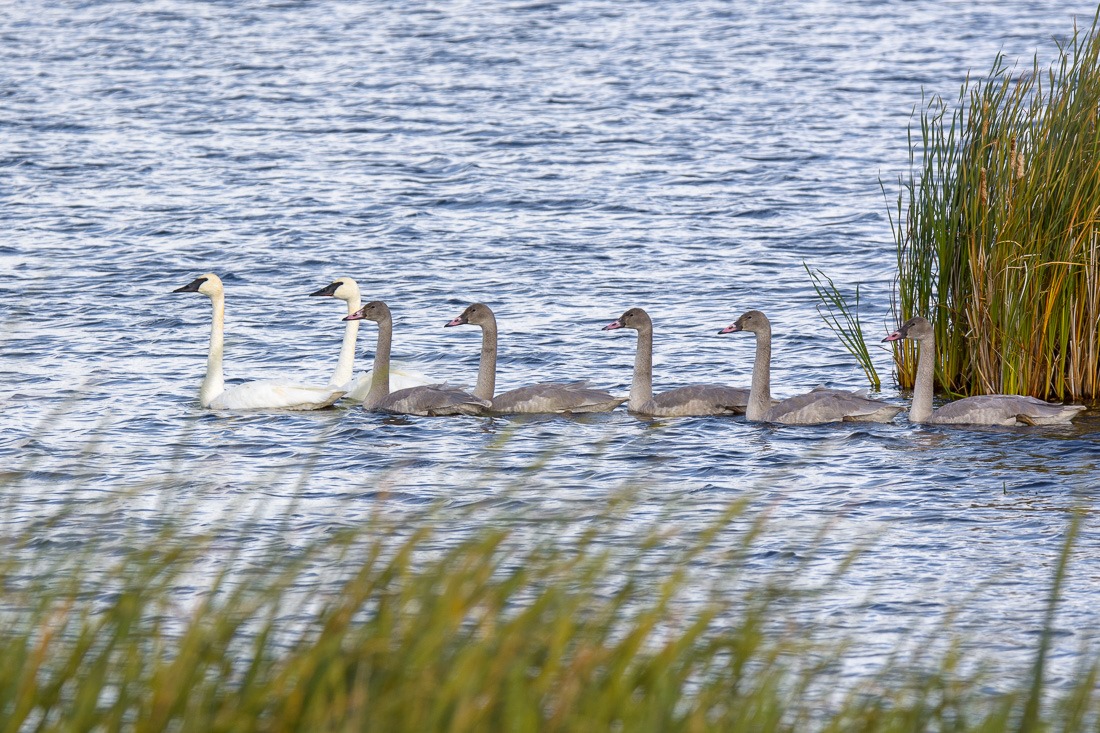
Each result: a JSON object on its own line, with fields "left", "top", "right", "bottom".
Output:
{"left": 3, "top": 0, "right": 1099, "bottom": 688}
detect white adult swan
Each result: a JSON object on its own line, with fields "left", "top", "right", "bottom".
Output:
{"left": 882, "top": 316, "right": 1085, "bottom": 425}
{"left": 602, "top": 307, "right": 749, "bottom": 417}
{"left": 343, "top": 301, "right": 489, "bottom": 416}
{"left": 445, "top": 303, "right": 625, "bottom": 414}
{"left": 309, "top": 277, "right": 433, "bottom": 399}
{"left": 720, "top": 310, "right": 901, "bottom": 424}
{"left": 173, "top": 273, "right": 346, "bottom": 410}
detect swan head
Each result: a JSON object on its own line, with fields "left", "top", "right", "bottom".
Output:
{"left": 173, "top": 273, "right": 223, "bottom": 298}
{"left": 309, "top": 277, "right": 360, "bottom": 302}
{"left": 445, "top": 303, "right": 495, "bottom": 328}
{"left": 602, "top": 307, "right": 650, "bottom": 332}
{"left": 718, "top": 310, "right": 769, "bottom": 336}
{"left": 344, "top": 300, "right": 391, "bottom": 323}
{"left": 883, "top": 316, "right": 932, "bottom": 343}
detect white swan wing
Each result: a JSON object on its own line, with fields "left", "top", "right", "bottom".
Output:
{"left": 342, "top": 375, "right": 374, "bottom": 402}
{"left": 209, "top": 380, "right": 346, "bottom": 411}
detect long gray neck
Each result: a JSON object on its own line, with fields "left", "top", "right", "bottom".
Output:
{"left": 629, "top": 323, "right": 654, "bottom": 409}
{"left": 474, "top": 316, "right": 498, "bottom": 401}
{"left": 746, "top": 327, "right": 772, "bottom": 421}
{"left": 365, "top": 315, "right": 392, "bottom": 408}
{"left": 910, "top": 334, "right": 935, "bottom": 423}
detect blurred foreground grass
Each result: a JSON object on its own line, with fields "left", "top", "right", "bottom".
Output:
{"left": 0, "top": 470, "right": 1095, "bottom": 733}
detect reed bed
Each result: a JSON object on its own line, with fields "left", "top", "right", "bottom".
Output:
{"left": 887, "top": 13, "right": 1100, "bottom": 400}
{"left": 1, "top": 469, "right": 1098, "bottom": 732}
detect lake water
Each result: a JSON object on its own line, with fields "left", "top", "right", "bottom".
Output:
{"left": 3, "top": 0, "right": 1099, "bottom": 690}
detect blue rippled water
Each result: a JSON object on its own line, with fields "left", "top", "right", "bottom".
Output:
{"left": 2, "top": 0, "right": 1099, "bottom": 688}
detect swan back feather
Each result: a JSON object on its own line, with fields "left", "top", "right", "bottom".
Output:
{"left": 491, "top": 383, "right": 627, "bottom": 414}
{"left": 210, "top": 380, "right": 346, "bottom": 410}
{"left": 929, "top": 394, "right": 1086, "bottom": 426}
{"left": 764, "top": 389, "right": 901, "bottom": 425}
{"left": 376, "top": 385, "right": 490, "bottom": 416}
{"left": 640, "top": 384, "right": 748, "bottom": 417}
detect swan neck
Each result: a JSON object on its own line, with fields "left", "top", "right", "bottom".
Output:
{"left": 475, "top": 319, "right": 497, "bottom": 401}
{"left": 200, "top": 293, "right": 226, "bottom": 407}
{"left": 630, "top": 324, "right": 654, "bottom": 409}
{"left": 910, "top": 334, "right": 935, "bottom": 423}
{"left": 331, "top": 295, "right": 362, "bottom": 387}
{"left": 746, "top": 328, "right": 772, "bottom": 421}
{"left": 365, "top": 315, "right": 392, "bottom": 407}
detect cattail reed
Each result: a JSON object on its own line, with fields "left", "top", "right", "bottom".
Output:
{"left": 1012, "top": 137, "right": 1026, "bottom": 180}
{"left": 887, "top": 13, "right": 1100, "bottom": 400}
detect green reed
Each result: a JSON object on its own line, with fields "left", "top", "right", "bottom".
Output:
{"left": 889, "top": 12, "right": 1100, "bottom": 400}
{"left": 805, "top": 264, "right": 882, "bottom": 390}
{"left": 1, "top": 469, "right": 1098, "bottom": 732}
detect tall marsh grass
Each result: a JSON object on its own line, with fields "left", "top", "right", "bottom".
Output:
{"left": 890, "top": 13, "right": 1100, "bottom": 400}
{"left": 1, "top": 469, "right": 1098, "bottom": 731}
